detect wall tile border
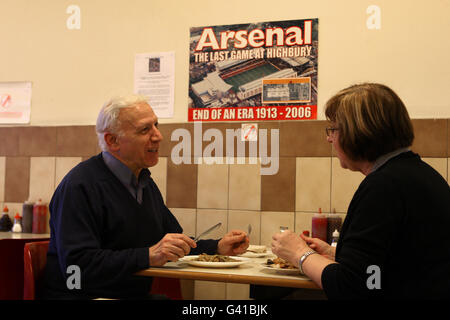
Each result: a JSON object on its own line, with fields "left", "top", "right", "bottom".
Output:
{"left": 0, "top": 119, "right": 448, "bottom": 158}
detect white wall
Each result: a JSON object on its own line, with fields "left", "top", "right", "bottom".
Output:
{"left": 1, "top": 0, "right": 449, "bottom": 125}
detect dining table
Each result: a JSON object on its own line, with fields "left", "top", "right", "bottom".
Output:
{"left": 135, "top": 251, "right": 321, "bottom": 290}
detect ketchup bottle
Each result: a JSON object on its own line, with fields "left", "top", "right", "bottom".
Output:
{"left": 312, "top": 208, "right": 328, "bottom": 242}
{"left": 32, "top": 199, "right": 48, "bottom": 234}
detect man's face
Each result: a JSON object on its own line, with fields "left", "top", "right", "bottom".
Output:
{"left": 114, "top": 102, "right": 163, "bottom": 175}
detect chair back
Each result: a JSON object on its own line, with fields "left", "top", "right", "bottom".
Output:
{"left": 150, "top": 277, "right": 183, "bottom": 300}
{"left": 23, "top": 241, "right": 182, "bottom": 300}
{"left": 23, "top": 240, "right": 49, "bottom": 300}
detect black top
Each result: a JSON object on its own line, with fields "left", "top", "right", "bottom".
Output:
{"left": 322, "top": 151, "right": 450, "bottom": 299}
{"left": 42, "top": 153, "right": 218, "bottom": 299}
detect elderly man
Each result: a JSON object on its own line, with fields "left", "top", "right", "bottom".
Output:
{"left": 42, "top": 95, "right": 249, "bottom": 299}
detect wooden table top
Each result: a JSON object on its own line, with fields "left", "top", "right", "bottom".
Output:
{"left": 0, "top": 232, "right": 50, "bottom": 240}
{"left": 136, "top": 253, "right": 321, "bottom": 290}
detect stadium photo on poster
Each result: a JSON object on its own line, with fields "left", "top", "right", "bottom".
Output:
{"left": 188, "top": 18, "right": 318, "bottom": 122}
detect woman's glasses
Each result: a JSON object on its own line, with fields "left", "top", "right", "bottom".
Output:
{"left": 325, "top": 127, "right": 339, "bottom": 137}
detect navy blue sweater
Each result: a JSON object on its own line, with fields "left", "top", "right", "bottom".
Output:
{"left": 322, "top": 152, "right": 450, "bottom": 299}
{"left": 42, "top": 153, "right": 219, "bottom": 299}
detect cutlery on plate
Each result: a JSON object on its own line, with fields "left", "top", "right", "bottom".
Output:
{"left": 194, "top": 222, "right": 222, "bottom": 241}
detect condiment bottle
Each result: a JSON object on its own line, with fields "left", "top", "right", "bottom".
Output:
{"left": 326, "top": 208, "right": 342, "bottom": 244}
{"left": 0, "top": 206, "right": 13, "bottom": 231}
{"left": 12, "top": 213, "right": 22, "bottom": 233}
{"left": 32, "top": 199, "right": 48, "bottom": 234}
{"left": 22, "top": 200, "right": 34, "bottom": 233}
{"left": 331, "top": 229, "right": 340, "bottom": 247}
{"left": 311, "top": 208, "right": 327, "bottom": 242}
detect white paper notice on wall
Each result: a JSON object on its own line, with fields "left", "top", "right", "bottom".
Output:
{"left": 0, "top": 82, "right": 32, "bottom": 124}
{"left": 134, "top": 51, "right": 175, "bottom": 118}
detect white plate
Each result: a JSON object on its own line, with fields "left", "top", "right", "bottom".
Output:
{"left": 260, "top": 263, "right": 302, "bottom": 275}
{"left": 179, "top": 255, "right": 251, "bottom": 268}
{"left": 247, "top": 245, "right": 267, "bottom": 253}
{"left": 238, "top": 251, "right": 272, "bottom": 258}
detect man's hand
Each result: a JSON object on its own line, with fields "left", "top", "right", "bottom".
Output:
{"left": 217, "top": 230, "right": 249, "bottom": 256}
{"left": 149, "top": 233, "right": 197, "bottom": 266}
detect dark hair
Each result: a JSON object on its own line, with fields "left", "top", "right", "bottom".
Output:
{"left": 325, "top": 83, "right": 414, "bottom": 162}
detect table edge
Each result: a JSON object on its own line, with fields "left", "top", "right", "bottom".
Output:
{"left": 135, "top": 268, "right": 320, "bottom": 290}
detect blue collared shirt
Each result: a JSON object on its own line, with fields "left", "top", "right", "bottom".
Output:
{"left": 102, "top": 151, "right": 151, "bottom": 204}
{"left": 370, "top": 147, "right": 411, "bottom": 173}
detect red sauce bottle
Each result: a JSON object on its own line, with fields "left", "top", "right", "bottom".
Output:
{"left": 32, "top": 199, "right": 48, "bottom": 234}
{"left": 312, "top": 208, "right": 328, "bottom": 242}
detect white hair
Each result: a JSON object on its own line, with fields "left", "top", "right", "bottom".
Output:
{"left": 96, "top": 94, "right": 149, "bottom": 151}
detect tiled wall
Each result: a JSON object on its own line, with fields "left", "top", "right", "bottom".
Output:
{"left": 0, "top": 119, "right": 449, "bottom": 299}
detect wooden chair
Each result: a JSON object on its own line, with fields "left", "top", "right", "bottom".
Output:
{"left": 23, "top": 240, "right": 49, "bottom": 300}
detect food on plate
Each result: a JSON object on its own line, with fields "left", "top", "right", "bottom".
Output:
{"left": 193, "top": 253, "right": 239, "bottom": 262}
{"left": 246, "top": 245, "right": 267, "bottom": 253}
{"left": 266, "top": 257, "right": 297, "bottom": 269}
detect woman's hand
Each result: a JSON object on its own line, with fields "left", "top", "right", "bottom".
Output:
{"left": 273, "top": 231, "right": 336, "bottom": 289}
{"left": 271, "top": 230, "right": 309, "bottom": 267}
{"left": 300, "top": 233, "right": 335, "bottom": 260}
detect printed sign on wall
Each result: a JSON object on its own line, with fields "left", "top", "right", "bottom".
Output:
{"left": 188, "top": 18, "right": 318, "bottom": 122}
{"left": 134, "top": 51, "right": 175, "bottom": 118}
{"left": 0, "top": 82, "right": 32, "bottom": 124}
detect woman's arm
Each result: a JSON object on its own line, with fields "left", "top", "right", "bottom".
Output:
{"left": 272, "top": 231, "right": 336, "bottom": 289}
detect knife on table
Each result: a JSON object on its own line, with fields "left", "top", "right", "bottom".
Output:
{"left": 194, "top": 222, "right": 222, "bottom": 242}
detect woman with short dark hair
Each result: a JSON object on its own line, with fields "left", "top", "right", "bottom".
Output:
{"left": 324, "top": 83, "right": 414, "bottom": 162}
{"left": 272, "top": 83, "right": 450, "bottom": 299}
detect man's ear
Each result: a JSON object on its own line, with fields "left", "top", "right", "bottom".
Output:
{"left": 104, "top": 132, "right": 120, "bottom": 151}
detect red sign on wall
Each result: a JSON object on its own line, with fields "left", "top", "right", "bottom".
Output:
{"left": 188, "top": 18, "right": 319, "bottom": 122}
{"left": 188, "top": 105, "right": 317, "bottom": 122}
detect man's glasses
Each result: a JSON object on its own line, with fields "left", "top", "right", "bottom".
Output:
{"left": 325, "top": 127, "right": 339, "bottom": 137}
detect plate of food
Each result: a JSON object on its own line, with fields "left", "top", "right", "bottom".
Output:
{"left": 180, "top": 253, "right": 251, "bottom": 268}
{"left": 260, "top": 257, "right": 302, "bottom": 275}
{"left": 239, "top": 245, "right": 272, "bottom": 258}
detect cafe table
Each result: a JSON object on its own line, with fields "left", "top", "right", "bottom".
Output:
{"left": 135, "top": 252, "right": 320, "bottom": 290}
